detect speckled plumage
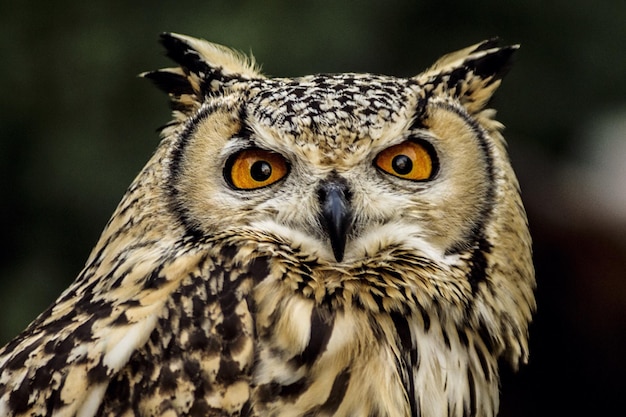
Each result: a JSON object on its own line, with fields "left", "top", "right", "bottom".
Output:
{"left": 0, "top": 34, "right": 534, "bottom": 417}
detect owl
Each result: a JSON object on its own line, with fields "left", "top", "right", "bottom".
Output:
{"left": 0, "top": 34, "right": 534, "bottom": 417}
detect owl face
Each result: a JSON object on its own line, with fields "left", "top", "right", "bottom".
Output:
{"left": 141, "top": 35, "right": 534, "bottom": 371}
{"left": 169, "top": 72, "right": 497, "bottom": 265}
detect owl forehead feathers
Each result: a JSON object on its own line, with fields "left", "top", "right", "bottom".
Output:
{"left": 241, "top": 74, "right": 416, "bottom": 163}
{"left": 247, "top": 74, "right": 413, "bottom": 138}
{"left": 143, "top": 33, "right": 518, "bottom": 155}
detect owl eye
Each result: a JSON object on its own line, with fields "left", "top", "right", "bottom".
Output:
{"left": 374, "top": 140, "right": 436, "bottom": 181}
{"left": 225, "top": 148, "right": 289, "bottom": 190}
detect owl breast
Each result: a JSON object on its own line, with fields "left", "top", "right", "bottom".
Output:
{"left": 246, "top": 247, "right": 499, "bottom": 417}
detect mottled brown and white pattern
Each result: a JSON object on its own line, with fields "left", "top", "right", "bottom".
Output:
{"left": 0, "top": 33, "right": 535, "bottom": 417}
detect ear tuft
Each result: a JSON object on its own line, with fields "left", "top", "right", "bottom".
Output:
{"left": 416, "top": 40, "right": 519, "bottom": 114}
{"left": 142, "top": 68, "right": 194, "bottom": 97}
{"left": 158, "top": 33, "right": 261, "bottom": 80}
{"left": 141, "top": 33, "right": 263, "bottom": 123}
{"left": 464, "top": 43, "right": 518, "bottom": 83}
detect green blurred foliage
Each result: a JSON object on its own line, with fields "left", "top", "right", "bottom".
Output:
{"left": 1, "top": 1, "right": 625, "bottom": 416}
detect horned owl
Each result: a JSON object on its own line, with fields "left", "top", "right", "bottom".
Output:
{"left": 0, "top": 34, "right": 534, "bottom": 417}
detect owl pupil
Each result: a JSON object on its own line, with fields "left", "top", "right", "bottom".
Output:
{"left": 392, "top": 155, "right": 412, "bottom": 175}
{"left": 250, "top": 161, "right": 272, "bottom": 182}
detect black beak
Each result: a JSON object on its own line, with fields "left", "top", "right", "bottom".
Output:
{"left": 318, "top": 177, "right": 352, "bottom": 262}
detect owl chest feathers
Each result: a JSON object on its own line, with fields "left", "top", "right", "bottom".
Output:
{"left": 120, "top": 243, "right": 500, "bottom": 417}
{"left": 247, "top": 250, "right": 500, "bottom": 417}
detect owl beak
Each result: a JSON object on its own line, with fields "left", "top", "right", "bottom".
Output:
{"left": 318, "top": 178, "right": 353, "bottom": 262}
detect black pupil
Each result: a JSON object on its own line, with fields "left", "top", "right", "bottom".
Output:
{"left": 250, "top": 160, "right": 272, "bottom": 182}
{"left": 391, "top": 155, "right": 413, "bottom": 175}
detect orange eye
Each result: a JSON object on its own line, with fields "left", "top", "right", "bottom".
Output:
{"left": 225, "top": 148, "right": 289, "bottom": 190}
{"left": 374, "top": 140, "right": 435, "bottom": 181}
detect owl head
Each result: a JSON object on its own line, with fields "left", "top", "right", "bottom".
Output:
{"left": 139, "top": 33, "right": 534, "bottom": 367}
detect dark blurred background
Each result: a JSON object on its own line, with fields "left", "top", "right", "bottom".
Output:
{"left": 0, "top": 1, "right": 624, "bottom": 416}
